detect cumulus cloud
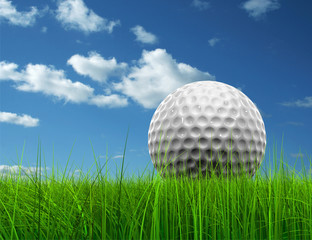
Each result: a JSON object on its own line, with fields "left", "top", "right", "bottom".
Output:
{"left": 131, "top": 25, "right": 158, "bottom": 44}
{"left": 0, "top": 165, "right": 85, "bottom": 181}
{"left": 0, "top": 61, "right": 21, "bottom": 80}
{"left": 0, "top": 0, "right": 41, "bottom": 27}
{"left": 67, "top": 51, "right": 128, "bottom": 83}
{"left": 241, "top": 0, "right": 280, "bottom": 19}
{"left": 14, "top": 64, "right": 94, "bottom": 103}
{"left": 290, "top": 153, "right": 304, "bottom": 158}
{"left": 280, "top": 97, "right": 312, "bottom": 108}
{"left": 191, "top": 0, "right": 210, "bottom": 10}
{"left": 1, "top": 49, "right": 215, "bottom": 110}
{"left": 114, "top": 48, "right": 214, "bottom": 108}
{"left": 0, "top": 61, "right": 128, "bottom": 108}
{"left": 0, "top": 165, "right": 48, "bottom": 181}
{"left": 56, "top": 0, "right": 120, "bottom": 34}
{"left": 208, "top": 38, "right": 220, "bottom": 47}
{"left": 0, "top": 165, "right": 41, "bottom": 175}
{"left": 41, "top": 26, "right": 47, "bottom": 33}
{"left": 0, "top": 111, "right": 39, "bottom": 127}
{"left": 88, "top": 94, "right": 128, "bottom": 108}
{"left": 284, "top": 122, "right": 304, "bottom": 126}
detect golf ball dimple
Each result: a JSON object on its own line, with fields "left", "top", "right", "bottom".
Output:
{"left": 148, "top": 81, "right": 266, "bottom": 178}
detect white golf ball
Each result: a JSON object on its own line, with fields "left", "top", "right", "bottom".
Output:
{"left": 148, "top": 81, "right": 266, "bottom": 178}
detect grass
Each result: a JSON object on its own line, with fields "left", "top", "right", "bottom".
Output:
{"left": 0, "top": 131, "right": 312, "bottom": 239}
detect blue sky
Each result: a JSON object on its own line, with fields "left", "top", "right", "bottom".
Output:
{"left": 0, "top": 0, "right": 311, "bottom": 181}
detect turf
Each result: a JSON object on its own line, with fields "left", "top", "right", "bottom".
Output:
{"left": 0, "top": 132, "right": 311, "bottom": 239}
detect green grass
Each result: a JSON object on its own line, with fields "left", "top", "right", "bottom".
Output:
{"left": 0, "top": 132, "right": 312, "bottom": 239}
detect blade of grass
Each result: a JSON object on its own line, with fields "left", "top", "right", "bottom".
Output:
{"left": 10, "top": 141, "right": 26, "bottom": 239}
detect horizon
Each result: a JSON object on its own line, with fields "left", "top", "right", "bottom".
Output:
{"left": 0, "top": 0, "right": 311, "bottom": 181}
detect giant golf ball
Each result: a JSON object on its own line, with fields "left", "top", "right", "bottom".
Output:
{"left": 148, "top": 81, "right": 266, "bottom": 178}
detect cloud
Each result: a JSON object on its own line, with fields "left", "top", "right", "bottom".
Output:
{"left": 208, "top": 38, "right": 220, "bottom": 47}
{"left": 67, "top": 51, "right": 128, "bottom": 83}
{"left": 113, "top": 48, "right": 215, "bottom": 109}
{"left": 280, "top": 97, "right": 312, "bottom": 108}
{"left": 1, "top": 49, "right": 215, "bottom": 110}
{"left": 56, "top": 0, "right": 120, "bottom": 34}
{"left": 0, "top": 111, "right": 39, "bottom": 127}
{"left": 12, "top": 64, "right": 94, "bottom": 103}
{"left": 0, "top": 61, "right": 128, "bottom": 108}
{"left": 258, "top": 108, "right": 271, "bottom": 118}
{"left": 0, "top": 0, "right": 48, "bottom": 27}
{"left": 0, "top": 165, "right": 84, "bottom": 181}
{"left": 191, "top": 0, "right": 210, "bottom": 10}
{"left": 284, "top": 122, "right": 304, "bottom": 126}
{"left": 0, "top": 165, "right": 45, "bottom": 179}
{"left": 99, "top": 154, "right": 123, "bottom": 159}
{"left": 41, "top": 26, "right": 47, "bottom": 33}
{"left": 241, "top": 0, "right": 280, "bottom": 19}
{"left": 0, "top": 61, "right": 21, "bottom": 80}
{"left": 131, "top": 25, "right": 158, "bottom": 44}
{"left": 88, "top": 94, "right": 128, "bottom": 108}
{"left": 290, "top": 153, "right": 304, "bottom": 159}
{"left": 0, "top": 0, "right": 40, "bottom": 27}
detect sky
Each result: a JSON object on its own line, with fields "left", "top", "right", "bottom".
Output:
{"left": 0, "top": 0, "right": 311, "bottom": 181}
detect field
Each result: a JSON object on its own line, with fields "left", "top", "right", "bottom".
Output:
{"left": 0, "top": 136, "right": 311, "bottom": 239}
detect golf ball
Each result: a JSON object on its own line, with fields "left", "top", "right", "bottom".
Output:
{"left": 148, "top": 81, "right": 266, "bottom": 178}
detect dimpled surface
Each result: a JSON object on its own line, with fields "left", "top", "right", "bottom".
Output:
{"left": 148, "top": 81, "right": 266, "bottom": 178}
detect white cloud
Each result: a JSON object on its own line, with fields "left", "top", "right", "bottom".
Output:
{"left": 131, "top": 25, "right": 158, "bottom": 44}
{"left": 0, "top": 0, "right": 40, "bottom": 27}
{"left": 56, "top": 0, "right": 120, "bottom": 34}
{"left": 280, "top": 97, "right": 312, "bottom": 108}
{"left": 258, "top": 108, "right": 271, "bottom": 118}
{"left": 0, "top": 61, "right": 128, "bottom": 108}
{"left": 284, "top": 122, "right": 304, "bottom": 126}
{"left": 208, "top": 38, "right": 220, "bottom": 47}
{"left": 14, "top": 64, "right": 94, "bottom": 103}
{"left": 89, "top": 94, "right": 128, "bottom": 108}
{"left": 0, "top": 165, "right": 41, "bottom": 175}
{"left": 290, "top": 153, "right": 304, "bottom": 158}
{"left": 114, "top": 49, "right": 215, "bottom": 109}
{"left": 242, "top": 0, "right": 280, "bottom": 19}
{"left": 1, "top": 49, "right": 215, "bottom": 110}
{"left": 0, "top": 111, "right": 39, "bottom": 127}
{"left": 0, "top": 61, "right": 21, "bottom": 80}
{"left": 191, "top": 0, "right": 210, "bottom": 10}
{"left": 0, "top": 165, "right": 48, "bottom": 181}
{"left": 67, "top": 51, "right": 128, "bottom": 83}
{"left": 99, "top": 154, "right": 123, "bottom": 159}
{"left": 41, "top": 26, "right": 47, "bottom": 33}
